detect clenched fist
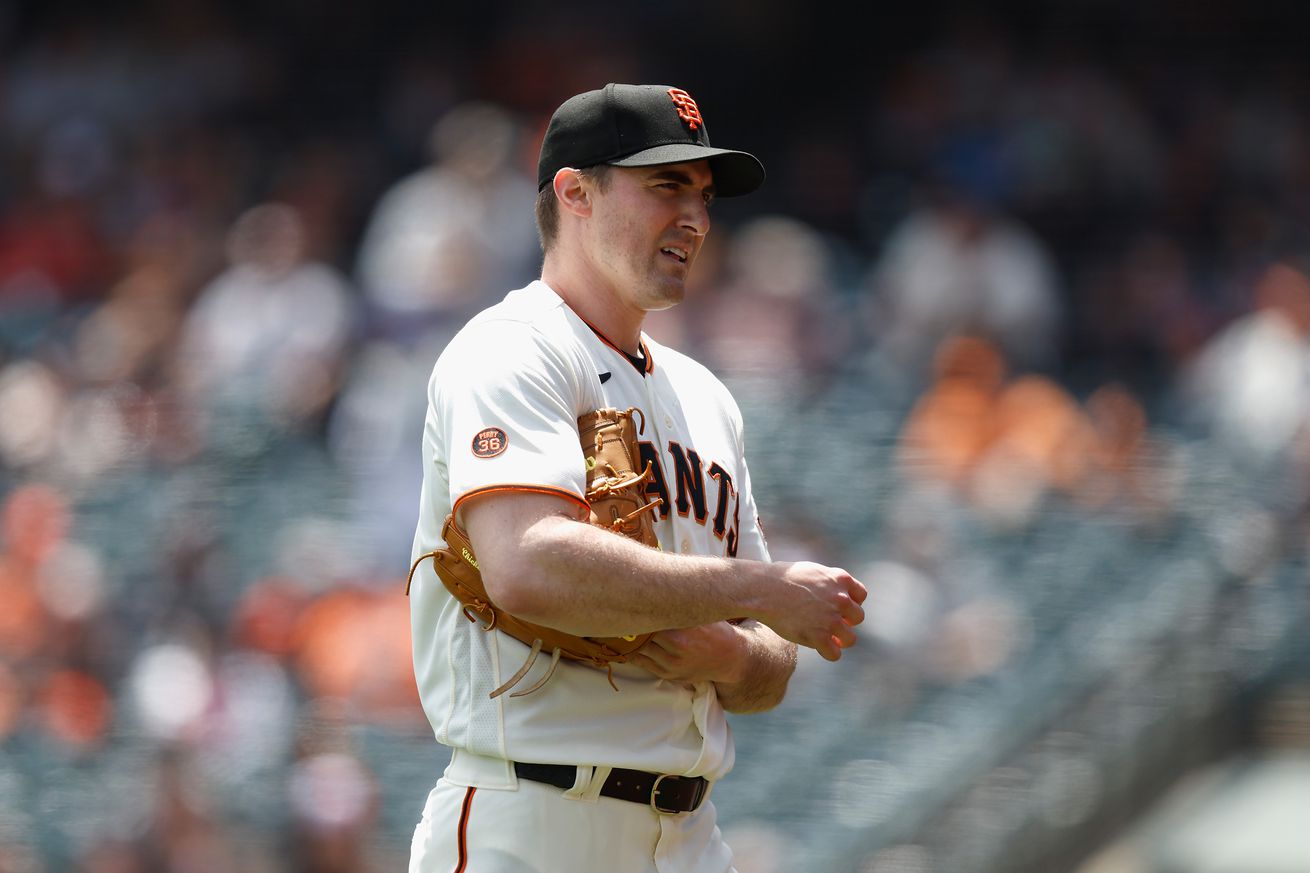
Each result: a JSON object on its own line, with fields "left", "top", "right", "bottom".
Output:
{"left": 755, "top": 562, "right": 866, "bottom": 661}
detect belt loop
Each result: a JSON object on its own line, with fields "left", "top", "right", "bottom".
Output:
{"left": 581, "top": 765, "right": 611, "bottom": 802}
{"left": 562, "top": 765, "right": 598, "bottom": 801}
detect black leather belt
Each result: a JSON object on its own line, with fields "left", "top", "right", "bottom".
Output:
{"left": 514, "top": 761, "right": 709, "bottom": 814}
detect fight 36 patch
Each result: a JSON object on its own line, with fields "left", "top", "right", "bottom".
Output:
{"left": 471, "top": 427, "right": 508, "bottom": 458}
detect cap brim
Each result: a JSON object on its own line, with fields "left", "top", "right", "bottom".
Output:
{"left": 609, "top": 144, "right": 765, "bottom": 197}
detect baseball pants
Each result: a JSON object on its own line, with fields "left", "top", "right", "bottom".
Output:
{"left": 409, "top": 750, "right": 738, "bottom": 873}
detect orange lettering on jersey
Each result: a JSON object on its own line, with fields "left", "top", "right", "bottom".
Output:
{"left": 471, "top": 427, "right": 508, "bottom": 458}
{"left": 667, "top": 88, "right": 703, "bottom": 131}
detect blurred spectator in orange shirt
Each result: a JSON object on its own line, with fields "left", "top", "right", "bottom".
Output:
{"left": 899, "top": 335, "right": 1163, "bottom": 527}
{"left": 290, "top": 586, "right": 420, "bottom": 722}
{"left": 898, "top": 336, "right": 1007, "bottom": 492}
{"left": 0, "top": 484, "right": 68, "bottom": 661}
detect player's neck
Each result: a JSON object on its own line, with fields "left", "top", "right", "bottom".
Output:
{"left": 541, "top": 258, "right": 646, "bottom": 355}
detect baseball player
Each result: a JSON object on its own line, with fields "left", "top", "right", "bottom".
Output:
{"left": 407, "top": 84, "right": 867, "bottom": 873}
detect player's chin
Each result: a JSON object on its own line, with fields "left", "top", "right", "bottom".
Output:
{"left": 639, "top": 278, "right": 687, "bottom": 310}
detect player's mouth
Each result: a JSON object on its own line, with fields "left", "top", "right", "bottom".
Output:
{"left": 660, "top": 246, "right": 688, "bottom": 264}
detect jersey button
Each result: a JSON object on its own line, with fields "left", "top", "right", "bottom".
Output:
{"left": 664, "top": 415, "right": 674, "bottom": 429}
{"left": 680, "top": 539, "right": 691, "bottom": 553}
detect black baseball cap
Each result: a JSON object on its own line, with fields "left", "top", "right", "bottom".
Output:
{"left": 537, "top": 84, "right": 766, "bottom": 197}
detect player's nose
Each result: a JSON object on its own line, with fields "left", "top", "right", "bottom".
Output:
{"left": 680, "top": 195, "right": 710, "bottom": 237}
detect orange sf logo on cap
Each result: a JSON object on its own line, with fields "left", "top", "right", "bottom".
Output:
{"left": 667, "top": 88, "right": 702, "bottom": 131}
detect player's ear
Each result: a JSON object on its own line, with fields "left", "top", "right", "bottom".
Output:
{"left": 553, "top": 168, "right": 592, "bottom": 218}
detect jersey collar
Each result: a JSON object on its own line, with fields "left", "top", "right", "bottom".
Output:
{"left": 536, "top": 280, "right": 656, "bottom": 375}
{"left": 572, "top": 306, "right": 655, "bottom": 376}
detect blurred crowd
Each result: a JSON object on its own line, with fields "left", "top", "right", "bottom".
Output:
{"left": 2, "top": 3, "right": 1310, "bottom": 871}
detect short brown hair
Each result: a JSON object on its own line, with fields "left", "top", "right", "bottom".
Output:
{"left": 534, "top": 165, "right": 612, "bottom": 253}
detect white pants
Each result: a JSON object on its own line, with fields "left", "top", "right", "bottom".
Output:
{"left": 409, "top": 750, "right": 738, "bottom": 873}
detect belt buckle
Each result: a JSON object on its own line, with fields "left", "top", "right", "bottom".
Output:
{"left": 650, "top": 774, "right": 707, "bottom": 814}
{"left": 650, "top": 774, "right": 681, "bottom": 814}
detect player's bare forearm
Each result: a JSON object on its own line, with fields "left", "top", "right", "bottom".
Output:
{"left": 497, "top": 511, "right": 765, "bottom": 632}
{"left": 463, "top": 492, "right": 867, "bottom": 660}
{"left": 710, "top": 622, "right": 797, "bottom": 714}
{"left": 627, "top": 621, "right": 796, "bottom": 712}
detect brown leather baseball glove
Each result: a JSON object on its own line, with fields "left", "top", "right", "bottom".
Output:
{"left": 407, "top": 407, "right": 663, "bottom": 698}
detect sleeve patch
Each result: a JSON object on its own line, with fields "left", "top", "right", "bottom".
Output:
{"left": 471, "top": 427, "right": 509, "bottom": 458}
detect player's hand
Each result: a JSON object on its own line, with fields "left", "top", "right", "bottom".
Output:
{"left": 758, "top": 562, "right": 866, "bottom": 661}
{"left": 627, "top": 623, "right": 747, "bottom": 685}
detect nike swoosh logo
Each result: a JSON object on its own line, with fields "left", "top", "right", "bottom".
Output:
{"left": 599, "top": 372, "right": 612, "bottom": 384}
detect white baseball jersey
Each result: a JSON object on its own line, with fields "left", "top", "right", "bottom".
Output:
{"left": 409, "top": 279, "right": 770, "bottom": 782}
